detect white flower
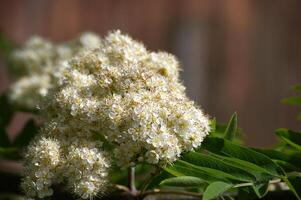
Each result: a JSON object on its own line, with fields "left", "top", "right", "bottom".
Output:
{"left": 21, "top": 122, "right": 110, "bottom": 199}
{"left": 145, "top": 150, "right": 160, "bottom": 164}
{"left": 22, "top": 30, "right": 210, "bottom": 198}
{"left": 21, "top": 137, "right": 60, "bottom": 199}
{"left": 45, "top": 30, "right": 210, "bottom": 167}
{"left": 66, "top": 143, "right": 110, "bottom": 199}
{"left": 9, "top": 32, "right": 102, "bottom": 110}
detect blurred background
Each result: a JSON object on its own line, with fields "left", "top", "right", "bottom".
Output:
{"left": 0, "top": 0, "right": 300, "bottom": 147}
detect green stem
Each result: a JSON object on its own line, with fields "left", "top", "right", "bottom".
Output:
{"left": 140, "top": 166, "right": 161, "bottom": 193}
{"left": 139, "top": 179, "right": 282, "bottom": 199}
{"left": 282, "top": 176, "right": 301, "bottom": 200}
{"left": 128, "top": 166, "right": 137, "bottom": 195}
{"left": 233, "top": 179, "right": 281, "bottom": 188}
{"left": 140, "top": 188, "right": 201, "bottom": 199}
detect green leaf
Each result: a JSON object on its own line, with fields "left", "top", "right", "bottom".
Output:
{"left": 202, "top": 137, "right": 285, "bottom": 177}
{"left": 209, "top": 119, "right": 216, "bottom": 134}
{"left": 13, "top": 105, "right": 39, "bottom": 114}
{"left": 164, "top": 164, "right": 227, "bottom": 183}
{"left": 0, "top": 193, "right": 26, "bottom": 200}
{"left": 220, "top": 195, "right": 235, "bottom": 200}
{"left": 274, "top": 160, "right": 301, "bottom": 172}
{"left": 252, "top": 182, "right": 269, "bottom": 198}
{"left": 283, "top": 176, "right": 301, "bottom": 200}
{"left": 210, "top": 122, "right": 242, "bottom": 144}
{"left": 252, "top": 148, "right": 301, "bottom": 171}
{"left": 159, "top": 176, "right": 205, "bottom": 188}
{"left": 282, "top": 96, "right": 301, "bottom": 105}
{"left": 287, "top": 175, "right": 301, "bottom": 199}
{"left": 209, "top": 154, "right": 275, "bottom": 184}
{"left": 0, "top": 146, "right": 19, "bottom": 159}
{"left": 93, "top": 132, "right": 114, "bottom": 151}
{"left": 181, "top": 152, "right": 255, "bottom": 182}
{"left": 215, "top": 123, "right": 228, "bottom": 134}
{"left": 0, "top": 127, "right": 10, "bottom": 147}
{"left": 0, "top": 94, "right": 13, "bottom": 127}
{"left": 224, "top": 113, "right": 237, "bottom": 141}
{"left": 135, "top": 164, "right": 157, "bottom": 189}
{"left": 176, "top": 160, "right": 250, "bottom": 183}
{"left": 237, "top": 187, "right": 258, "bottom": 200}
{"left": 298, "top": 113, "right": 301, "bottom": 121}
{"left": 14, "top": 120, "right": 38, "bottom": 147}
{"left": 275, "top": 129, "right": 301, "bottom": 151}
{"left": 252, "top": 148, "right": 290, "bottom": 161}
{"left": 292, "top": 84, "right": 301, "bottom": 92}
{"left": 203, "top": 181, "right": 232, "bottom": 200}
{"left": 0, "top": 32, "right": 13, "bottom": 58}
{"left": 147, "top": 170, "right": 173, "bottom": 189}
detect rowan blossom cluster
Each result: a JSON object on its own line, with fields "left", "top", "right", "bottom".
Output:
{"left": 21, "top": 120, "right": 111, "bottom": 199}
{"left": 17, "top": 33, "right": 111, "bottom": 199}
{"left": 46, "top": 30, "right": 210, "bottom": 166}
{"left": 20, "top": 30, "right": 210, "bottom": 199}
{"left": 9, "top": 32, "right": 101, "bottom": 109}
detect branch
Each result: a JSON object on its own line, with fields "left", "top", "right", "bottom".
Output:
{"left": 115, "top": 184, "right": 130, "bottom": 192}
{"left": 140, "top": 188, "right": 201, "bottom": 199}
{"left": 138, "top": 179, "right": 283, "bottom": 199}
{"left": 0, "top": 160, "right": 22, "bottom": 175}
{"left": 128, "top": 166, "right": 137, "bottom": 195}
{"left": 233, "top": 179, "right": 282, "bottom": 188}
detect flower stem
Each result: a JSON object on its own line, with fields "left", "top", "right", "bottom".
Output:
{"left": 128, "top": 166, "right": 137, "bottom": 195}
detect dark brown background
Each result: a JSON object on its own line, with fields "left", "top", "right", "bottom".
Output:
{"left": 0, "top": 0, "right": 300, "bottom": 147}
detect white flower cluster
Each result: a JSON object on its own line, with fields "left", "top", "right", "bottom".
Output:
{"left": 21, "top": 137, "right": 60, "bottom": 198}
{"left": 9, "top": 32, "right": 101, "bottom": 109}
{"left": 21, "top": 30, "right": 210, "bottom": 199}
{"left": 47, "top": 30, "right": 210, "bottom": 167}
{"left": 21, "top": 120, "right": 110, "bottom": 199}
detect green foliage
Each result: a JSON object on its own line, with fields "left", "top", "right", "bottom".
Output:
{"left": 252, "top": 182, "right": 269, "bottom": 198}
{"left": 275, "top": 128, "right": 301, "bottom": 151}
{"left": 0, "top": 33, "right": 22, "bottom": 77}
{"left": 164, "top": 162, "right": 226, "bottom": 183}
{"left": 224, "top": 112, "right": 237, "bottom": 141}
{"left": 0, "top": 119, "right": 38, "bottom": 160}
{"left": 287, "top": 175, "right": 301, "bottom": 198}
{"left": 293, "top": 84, "right": 301, "bottom": 92}
{"left": 159, "top": 108, "right": 301, "bottom": 200}
{"left": 202, "top": 182, "right": 232, "bottom": 200}
{"left": 0, "top": 94, "right": 15, "bottom": 159}
{"left": 146, "top": 170, "right": 173, "bottom": 189}
{"left": 210, "top": 113, "right": 242, "bottom": 144}
{"left": 274, "top": 126, "right": 301, "bottom": 199}
{"left": 162, "top": 135, "right": 287, "bottom": 199}
{"left": 282, "top": 96, "right": 301, "bottom": 105}
{"left": 0, "top": 127, "right": 10, "bottom": 148}
{"left": 0, "top": 47, "right": 301, "bottom": 200}
{"left": 181, "top": 152, "right": 256, "bottom": 182}
{"left": 283, "top": 176, "right": 301, "bottom": 200}
{"left": 159, "top": 176, "right": 205, "bottom": 188}
{"left": 0, "top": 93, "right": 38, "bottom": 160}
{"left": 148, "top": 98, "right": 301, "bottom": 200}
{"left": 252, "top": 148, "right": 301, "bottom": 172}
{"left": 0, "top": 95, "right": 13, "bottom": 128}
{"left": 202, "top": 137, "right": 284, "bottom": 177}
{"left": 0, "top": 147, "right": 19, "bottom": 159}
{"left": 0, "top": 32, "right": 13, "bottom": 59}
{"left": 282, "top": 84, "right": 301, "bottom": 121}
